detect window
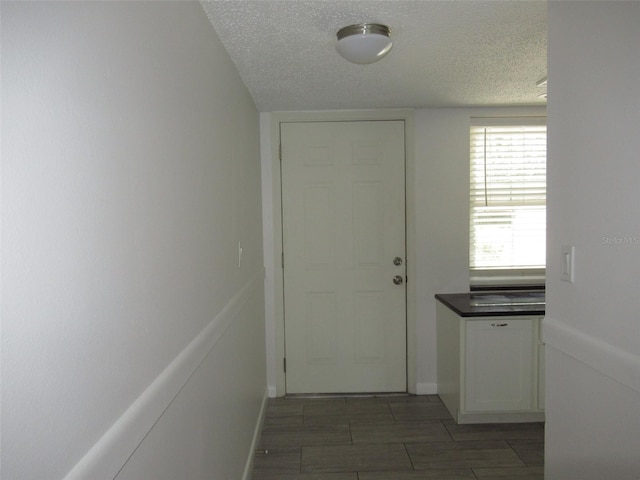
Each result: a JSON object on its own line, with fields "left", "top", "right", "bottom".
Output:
{"left": 469, "top": 117, "right": 546, "bottom": 286}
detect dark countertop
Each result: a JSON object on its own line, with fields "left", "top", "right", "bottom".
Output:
{"left": 435, "top": 292, "right": 545, "bottom": 317}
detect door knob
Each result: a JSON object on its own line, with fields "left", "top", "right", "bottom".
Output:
{"left": 393, "top": 275, "right": 404, "bottom": 285}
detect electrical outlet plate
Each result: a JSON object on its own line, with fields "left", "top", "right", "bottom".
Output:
{"left": 561, "top": 245, "right": 575, "bottom": 283}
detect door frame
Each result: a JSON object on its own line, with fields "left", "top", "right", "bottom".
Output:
{"left": 264, "top": 109, "right": 416, "bottom": 397}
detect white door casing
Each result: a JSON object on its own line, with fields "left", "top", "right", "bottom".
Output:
{"left": 281, "top": 120, "right": 407, "bottom": 393}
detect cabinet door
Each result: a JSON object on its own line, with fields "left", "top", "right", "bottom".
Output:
{"left": 465, "top": 318, "right": 534, "bottom": 412}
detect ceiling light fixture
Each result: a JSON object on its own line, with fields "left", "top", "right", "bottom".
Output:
{"left": 336, "top": 23, "right": 392, "bottom": 64}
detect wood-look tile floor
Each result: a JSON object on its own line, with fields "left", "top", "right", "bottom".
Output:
{"left": 250, "top": 395, "right": 544, "bottom": 480}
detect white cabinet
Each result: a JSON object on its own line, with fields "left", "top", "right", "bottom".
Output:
{"left": 465, "top": 319, "right": 534, "bottom": 412}
{"left": 437, "top": 302, "right": 545, "bottom": 424}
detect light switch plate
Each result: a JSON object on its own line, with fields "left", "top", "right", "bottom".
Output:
{"left": 561, "top": 245, "right": 575, "bottom": 283}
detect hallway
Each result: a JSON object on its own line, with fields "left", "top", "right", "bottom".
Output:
{"left": 251, "top": 395, "right": 544, "bottom": 479}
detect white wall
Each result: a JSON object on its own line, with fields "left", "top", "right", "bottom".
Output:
{"left": 1, "top": 2, "right": 265, "bottom": 479}
{"left": 545, "top": 2, "right": 640, "bottom": 478}
{"left": 413, "top": 106, "right": 545, "bottom": 393}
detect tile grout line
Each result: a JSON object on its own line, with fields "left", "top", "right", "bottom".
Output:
{"left": 299, "top": 403, "right": 305, "bottom": 475}
{"left": 441, "top": 418, "right": 456, "bottom": 443}
{"left": 395, "top": 398, "right": 419, "bottom": 473}
{"left": 402, "top": 441, "right": 417, "bottom": 472}
{"left": 348, "top": 415, "right": 354, "bottom": 445}
{"left": 506, "top": 438, "right": 534, "bottom": 468}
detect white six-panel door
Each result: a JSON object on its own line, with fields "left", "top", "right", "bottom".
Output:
{"left": 281, "top": 120, "right": 406, "bottom": 393}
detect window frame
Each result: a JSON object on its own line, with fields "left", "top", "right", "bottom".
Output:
{"left": 469, "top": 116, "right": 547, "bottom": 288}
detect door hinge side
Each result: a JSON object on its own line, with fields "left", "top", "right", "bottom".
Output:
{"left": 282, "top": 252, "right": 284, "bottom": 269}
{"left": 283, "top": 357, "right": 287, "bottom": 373}
{"left": 279, "top": 143, "right": 282, "bottom": 161}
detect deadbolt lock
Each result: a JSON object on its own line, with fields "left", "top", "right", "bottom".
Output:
{"left": 393, "top": 257, "right": 403, "bottom": 266}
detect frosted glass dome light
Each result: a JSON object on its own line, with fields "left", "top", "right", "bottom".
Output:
{"left": 336, "top": 23, "right": 392, "bottom": 65}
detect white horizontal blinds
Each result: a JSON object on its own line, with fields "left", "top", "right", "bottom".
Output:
{"left": 470, "top": 118, "right": 546, "bottom": 275}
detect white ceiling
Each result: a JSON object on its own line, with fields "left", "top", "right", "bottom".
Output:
{"left": 201, "top": 1, "right": 547, "bottom": 112}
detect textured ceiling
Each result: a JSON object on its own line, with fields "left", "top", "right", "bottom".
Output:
{"left": 201, "top": 1, "right": 547, "bottom": 112}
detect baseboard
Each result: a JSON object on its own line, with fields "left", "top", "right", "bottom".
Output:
{"left": 416, "top": 382, "right": 438, "bottom": 395}
{"left": 543, "top": 316, "right": 640, "bottom": 394}
{"left": 457, "top": 411, "right": 545, "bottom": 424}
{"left": 267, "top": 385, "right": 277, "bottom": 398}
{"left": 63, "top": 269, "right": 264, "bottom": 480}
{"left": 242, "top": 388, "right": 269, "bottom": 480}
